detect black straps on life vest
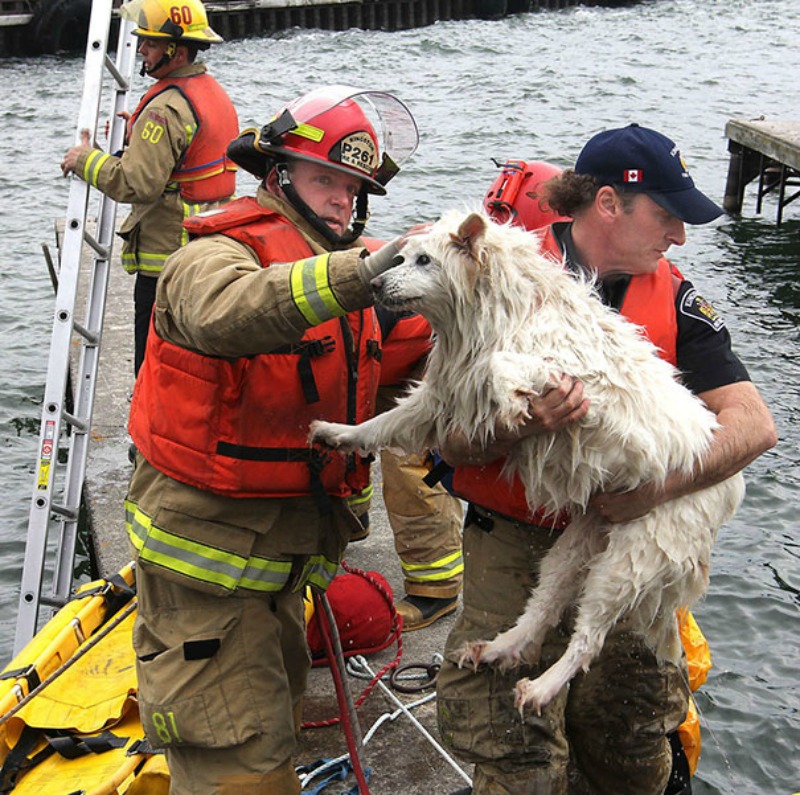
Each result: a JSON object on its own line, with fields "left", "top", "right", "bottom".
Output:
{"left": 270, "top": 336, "right": 337, "bottom": 404}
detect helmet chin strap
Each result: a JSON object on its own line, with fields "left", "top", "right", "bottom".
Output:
{"left": 141, "top": 40, "right": 177, "bottom": 77}
{"left": 276, "top": 162, "right": 367, "bottom": 247}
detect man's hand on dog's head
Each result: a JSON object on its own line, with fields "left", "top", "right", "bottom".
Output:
{"left": 358, "top": 223, "right": 433, "bottom": 286}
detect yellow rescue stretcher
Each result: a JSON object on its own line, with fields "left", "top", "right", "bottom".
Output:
{"left": 0, "top": 564, "right": 168, "bottom": 795}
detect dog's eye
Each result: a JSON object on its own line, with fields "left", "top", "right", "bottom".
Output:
{"left": 416, "top": 254, "right": 431, "bottom": 266}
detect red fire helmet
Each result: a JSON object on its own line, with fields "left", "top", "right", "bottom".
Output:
{"left": 228, "top": 85, "right": 419, "bottom": 195}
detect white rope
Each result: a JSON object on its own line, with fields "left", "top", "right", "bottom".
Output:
{"left": 351, "top": 655, "right": 473, "bottom": 787}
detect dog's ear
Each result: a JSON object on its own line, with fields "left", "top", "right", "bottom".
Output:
{"left": 449, "top": 213, "right": 488, "bottom": 292}
{"left": 450, "top": 213, "right": 487, "bottom": 257}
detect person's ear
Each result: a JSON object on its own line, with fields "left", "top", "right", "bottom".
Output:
{"left": 595, "top": 185, "right": 620, "bottom": 221}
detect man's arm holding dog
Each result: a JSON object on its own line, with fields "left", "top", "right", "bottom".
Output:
{"left": 439, "top": 377, "right": 776, "bottom": 523}
{"left": 591, "top": 380, "right": 776, "bottom": 523}
{"left": 438, "top": 374, "right": 590, "bottom": 466}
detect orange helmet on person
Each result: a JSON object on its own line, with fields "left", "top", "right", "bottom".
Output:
{"left": 483, "top": 159, "right": 567, "bottom": 231}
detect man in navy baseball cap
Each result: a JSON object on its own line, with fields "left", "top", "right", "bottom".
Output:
{"left": 574, "top": 123, "right": 723, "bottom": 224}
{"left": 434, "top": 130, "right": 776, "bottom": 795}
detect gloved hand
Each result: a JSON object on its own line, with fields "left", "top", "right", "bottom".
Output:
{"left": 358, "top": 237, "right": 404, "bottom": 286}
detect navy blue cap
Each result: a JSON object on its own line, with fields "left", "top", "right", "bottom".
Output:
{"left": 574, "top": 124, "right": 723, "bottom": 225}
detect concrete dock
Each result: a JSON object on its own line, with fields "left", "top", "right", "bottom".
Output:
{"left": 79, "top": 241, "right": 471, "bottom": 794}
{"left": 722, "top": 117, "right": 800, "bottom": 226}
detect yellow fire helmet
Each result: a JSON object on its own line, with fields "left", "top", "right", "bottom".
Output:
{"left": 120, "top": 0, "right": 223, "bottom": 48}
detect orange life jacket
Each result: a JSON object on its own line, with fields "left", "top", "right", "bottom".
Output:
{"left": 378, "top": 312, "right": 433, "bottom": 387}
{"left": 451, "top": 225, "right": 683, "bottom": 525}
{"left": 130, "top": 72, "right": 238, "bottom": 202}
{"left": 128, "top": 198, "right": 381, "bottom": 502}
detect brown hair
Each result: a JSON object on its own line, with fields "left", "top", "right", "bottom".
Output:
{"left": 543, "top": 169, "right": 637, "bottom": 218}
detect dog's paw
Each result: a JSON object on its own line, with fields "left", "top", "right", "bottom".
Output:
{"left": 489, "top": 354, "right": 539, "bottom": 428}
{"left": 458, "top": 641, "right": 491, "bottom": 671}
{"left": 308, "top": 420, "right": 360, "bottom": 453}
{"left": 461, "top": 637, "right": 524, "bottom": 673}
{"left": 514, "top": 671, "right": 564, "bottom": 717}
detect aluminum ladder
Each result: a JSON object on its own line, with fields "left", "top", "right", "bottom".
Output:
{"left": 14, "top": 1, "right": 137, "bottom": 654}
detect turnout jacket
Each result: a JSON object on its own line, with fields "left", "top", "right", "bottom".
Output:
{"left": 129, "top": 196, "right": 380, "bottom": 500}
{"left": 126, "top": 188, "right": 381, "bottom": 596}
{"left": 451, "top": 224, "right": 683, "bottom": 526}
{"left": 72, "top": 63, "right": 239, "bottom": 276}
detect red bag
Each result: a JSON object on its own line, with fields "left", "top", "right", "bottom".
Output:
{"left": 306, "top": 568, "right": 400, "bottom": 667}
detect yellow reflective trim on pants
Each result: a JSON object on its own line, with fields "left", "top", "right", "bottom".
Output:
{"left": 82, "top": 149, "right": 111, "bottom": 187}
{"left": 300, "top": 555, "right": 339, "bottom": 591}
{"left": 401, "top": 549, "right": 465, "bottom": 583}
{"left": 345, "top": 483, "right": 374, "bottom": 509}
{"left": 290, "top": 254, "right": 346, "bottom": 325}
{"left": 125, "top": 500, "right": 293, "bottom": 593}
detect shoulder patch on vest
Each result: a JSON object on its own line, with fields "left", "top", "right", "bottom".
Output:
{"left": 679, "top": 287, "right": 725, "bottom": 331}
{"left": 144, "top": 108, "right": 167, "bottom": 127}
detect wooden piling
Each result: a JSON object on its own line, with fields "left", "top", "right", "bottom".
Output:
{"left": 723, "top": 118, "right": 800, "bottom": 226}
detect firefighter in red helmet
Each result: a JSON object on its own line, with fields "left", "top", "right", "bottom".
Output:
{"left": 126, "top": 86, "right": 421, "bottom": 795}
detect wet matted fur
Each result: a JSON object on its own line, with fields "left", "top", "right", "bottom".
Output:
{"left": 310, "top": 210, "right": 744, "bottom": 713}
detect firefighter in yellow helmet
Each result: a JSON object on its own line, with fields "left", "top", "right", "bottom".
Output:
{"left": 61, "top": 0, "right": 238, "bottom": 376}
{"left": 125, "top": 86, "right": 421, "bottom": 794}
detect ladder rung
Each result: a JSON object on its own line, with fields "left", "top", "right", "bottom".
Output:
{"left": 39, "top": 595, "right": 68, "bottom": 609}
{"left": 83, "top": 230, "right": 110, "bottom": 259}
{"left": 72, "top": 320, "right": 100, "bottom": 345}
{"left": 51, "top": 503, "right": 79, "bottom": 521}
{"left": 62, "top": 411, "right": 89, "bottom": 432}
{"left": 104, "top": 52, "right": 130, "bottom": 89}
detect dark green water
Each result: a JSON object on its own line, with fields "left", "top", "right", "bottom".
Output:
{"left": 1, "top": 1, "right": 798, "bottom": 791}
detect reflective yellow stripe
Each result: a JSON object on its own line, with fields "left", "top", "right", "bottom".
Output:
{"left": 121, "top": 250, "right": 169, "bottom": 274}
{"left": 300, "top": 555, "right": 340, "bottom": 591}
{"left": 125, "top": 500, "right": 309, "bottom": 593}
{"left": 401, "top": 550, "right": 465, "bottom": 583}
{"left": 290, "top": 254, "right": 346, "bottom": 325}
{"left": 172, "top": 166, "right": 226, "bottom": 183}
{"left": 181, "top": 201, "right": 202, "bottom": 247}
{"left": 345, "top": 483, "right": 373, "bottom": 509}
{"left": 184, "top": 122, "right": 196, "bottom": 147}
{"left": 82, "top": 149, "right": 111, "bottom": 187}
{"left": 292, "top": 122, "right": 324, "bottom": 143}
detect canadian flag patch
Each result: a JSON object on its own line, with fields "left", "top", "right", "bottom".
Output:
{"left": 624, "top": 169, "right": 642, "bottom": 183}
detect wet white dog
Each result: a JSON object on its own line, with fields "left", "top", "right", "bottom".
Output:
{"left": 310, "top": 210, "right": 744, "bottom": 714}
